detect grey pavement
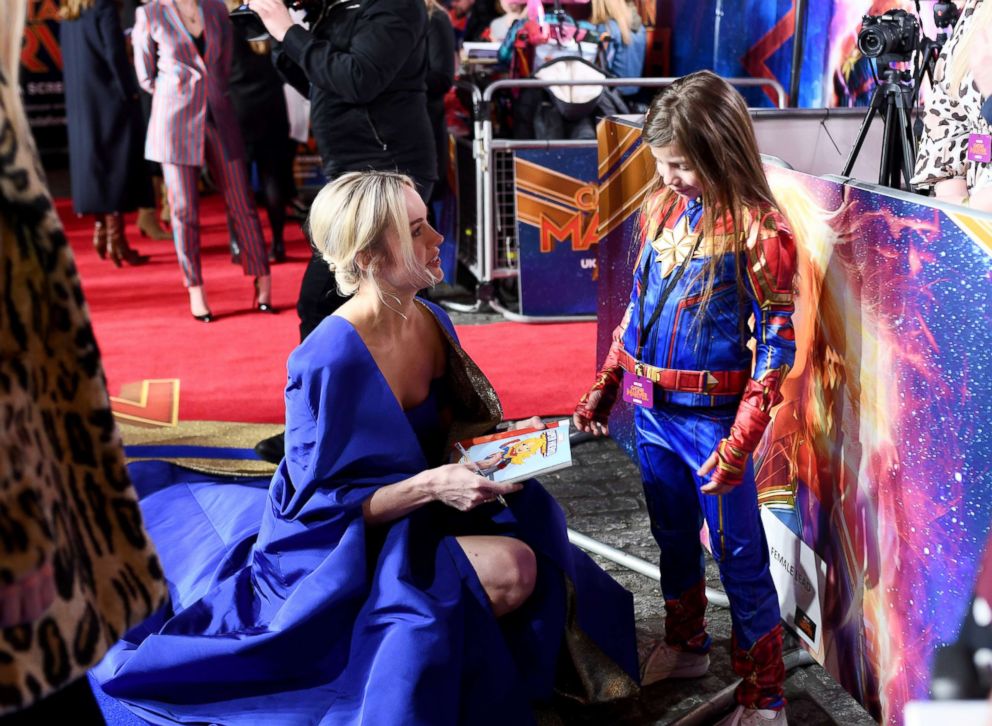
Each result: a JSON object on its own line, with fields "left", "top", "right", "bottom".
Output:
{"left": 446, "top": 305, "right": 877, "bottom": 725}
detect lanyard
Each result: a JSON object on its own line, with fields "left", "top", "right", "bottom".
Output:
{"left": 634, "top": 203, "right": 703, "bottom": 360}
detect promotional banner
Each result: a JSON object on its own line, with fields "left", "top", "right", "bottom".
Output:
{"left": 597, "top": 116, "right": 992, "bottom": 724}
{"left": 660, "top": 0, "right": 945, "bottom": 108}
{"left": 514, "top": 147, "right": 601, "bottom": 316}
{"left": 20, "top": 0, "right": 67, "bottom": 164}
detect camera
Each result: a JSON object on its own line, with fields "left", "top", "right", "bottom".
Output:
{"left": 933, "top": 1, "right": 960, "bottom": 30}
{"left": 857, "top": 9, "right": 920, "bottom": 63}
{"left": 230, "top": 0, "right": 344, "bottom": 41}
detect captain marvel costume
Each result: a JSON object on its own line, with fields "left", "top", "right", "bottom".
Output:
{"left": 576, "top": 192, "right": 797, "bottom": 709}
{"left": 91, "top": 299, "right": 638, "bottom": 724}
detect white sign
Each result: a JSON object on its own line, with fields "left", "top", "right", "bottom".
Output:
{"left": 761, "top": 508, "right": 827, "bottom": 659}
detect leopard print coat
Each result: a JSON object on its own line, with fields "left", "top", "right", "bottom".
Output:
{"left": 913, "top": 0, "right": 992, "bottom": 191}
{"left": 0, "top": 64, "right": 167, "bottom": 714}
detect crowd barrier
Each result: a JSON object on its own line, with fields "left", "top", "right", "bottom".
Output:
{"left": 449, "top": 76, "right": 787, "bottom": 321}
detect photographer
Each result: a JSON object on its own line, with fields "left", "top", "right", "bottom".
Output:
{"left": 250, "top": 0, "right": 437, "bottom": 337}
{"left": 250, "top": 0, "right": 437, "bottom": 461}
{"left": 913, "top": 0, "right": 992, "bottom": 212}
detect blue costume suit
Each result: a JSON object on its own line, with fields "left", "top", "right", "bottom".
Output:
{"left": 617, "top": 195, "right": 796, "bottom": 709}
{"left": 92, "top": 300, "right": 637, "bottom": 725}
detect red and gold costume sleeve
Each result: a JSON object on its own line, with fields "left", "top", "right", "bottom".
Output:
{"left": 574, "top": 304, "right": 631, "bottom": 425}
{"left": 710, "top": 208, "right": 797, "bottom": 489}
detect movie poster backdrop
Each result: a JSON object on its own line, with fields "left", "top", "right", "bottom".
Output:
{"left": 20, "top": 0, "right": 67, "bottom": 164}
{"left": 597, "top": 116, "right": 992, "bottom": 725}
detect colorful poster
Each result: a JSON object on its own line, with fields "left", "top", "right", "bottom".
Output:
{"left": 658, "top": 0, "right": 946, "bottom": 108}
{"left": 20, "top": 0, "right": 67, "bottom": 163}
{"left": 597, "top": 117, "right": 992, "bottom": 724}
{"left": 514, "top": 147, "right": 601, "bottom": 316}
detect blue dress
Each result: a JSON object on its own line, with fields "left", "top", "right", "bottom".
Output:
{"left": 93, "top": 300, "right": 638, "bottom": 724}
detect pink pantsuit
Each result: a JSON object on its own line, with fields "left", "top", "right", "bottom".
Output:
{"left": 133, "top": 0, "right": 269, "bottom": 287}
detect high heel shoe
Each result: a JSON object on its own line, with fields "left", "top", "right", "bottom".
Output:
{"left": 93, "top": 215, "right": 108, "bottom": 260}
{"left": 137, "top": 207, "right": 172, "bottom": 240}
{"left": 189, "top": 285, "right": 213, "bottom": 322}
{"left": 253, "top": 276, "right": 277, "bottom": 314}
{"left": 107, "top": 213, "right": 150, "bottom": 267}
{"left": 268, "top": 239, "right": 286, "bottom": 263}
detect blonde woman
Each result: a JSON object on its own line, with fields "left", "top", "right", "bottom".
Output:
{"left": 0, "top": 2, "right": 166, "bottom": 721}
{"left": 913, "top": 0, "right": 992, "bottom": 211}
{"left": 93, "top": 171, "right": 638, "bottom": 724}
{"left": 589, "top": 0, "right": 646, "bottom": 96}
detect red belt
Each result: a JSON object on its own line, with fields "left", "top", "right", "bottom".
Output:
{"left": 618, "top": 350, "right": 749, "bottom": 396}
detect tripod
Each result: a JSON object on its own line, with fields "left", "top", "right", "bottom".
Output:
{"left": 842, "top": 65, "right": 918, "bottom": 190}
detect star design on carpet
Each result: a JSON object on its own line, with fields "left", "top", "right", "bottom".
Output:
{"left": 650, "top": 216, "right": 700, "bottom": 277}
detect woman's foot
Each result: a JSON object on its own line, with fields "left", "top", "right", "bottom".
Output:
{"left": 254, "top": 275, "right": 277, "bottom": 314}
{"left": 188, "top": 285, "right": 213, "bottom": 322}
{"left": 137, "top": 207, "right": 172, "bottom": 240}
{"left": 107, "top": 213, "right": 150, "bottom": 267}
{"left": 268, "top": 239, "right": 286, "bottom": 263}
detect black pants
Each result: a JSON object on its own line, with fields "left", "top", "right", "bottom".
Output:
{"left": 0, "top": 677, "right": 104, "bottom": 725}
{"left": 296, "top": 176, "right": 434, "bottom": 341}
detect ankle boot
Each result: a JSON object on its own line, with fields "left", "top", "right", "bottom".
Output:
{"left": 137, "top": 207, "right": 172, "bottom": 240}
{"left": 93, "top": 215, "right": 108, "bottom": 260}
{"left": 268, "top": 238, "right": 286, "bottom": 263}
{"left": 107, "top": 213, "right": 150, "bottom": 267}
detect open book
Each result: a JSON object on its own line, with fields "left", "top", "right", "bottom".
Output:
{"left": 454, "top": 420, "right": 573, "bottom": 485}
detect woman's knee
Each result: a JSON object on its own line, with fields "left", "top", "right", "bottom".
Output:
{"left": 489, "top": 541, "right": 537, "bottom": 616}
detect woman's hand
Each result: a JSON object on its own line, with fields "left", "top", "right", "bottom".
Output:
{"left": 426, "top": 463, "right": 523, "bottom": 512}
{"left": 249, "top": 0, "right": 295, "bottom": 42}
{"left": 573, "top": 390, "right": 610, "bottom": 436}
{"left": 0, "top": 562, "right": 55, "bottom": 628}
{"left": 506, "top": 416, "right": 545, "bottom": 432}
{"left": 698, "top": 451, "right": 735, "bottom": 496}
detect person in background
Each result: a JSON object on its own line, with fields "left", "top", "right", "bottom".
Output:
{"left": 132, "top": 0, "right": 274, "bottom": 321}
{"left": 119, "top": 0, "right": 178, "bottom": 241}
{"left": 225, "top": 0, "right": 295, "bottom": 263}
{"left": 575, "top": 71, "right": 795, "bottom": 726}
{"left": 449, "top": 0, "right": 496, "bottom": 45}
{"left": 426, "top": 0, "right": 456, "bottom": 205}
{"left": 588, "top": 0, "right": 646, "bottom": 97}
{"left": 913, "top": 0, "right": 992, "bottom": 212}
{"left": 488, "top": 0, "right": 527, "bottom": 43}
{"left": 0, "top": 2, "right": 167, "bottom": 721}
{"left": 247, "top": 0, "right": 439, "bottom": 462}
{"left": 59, "top": 0, "right": 152, "bottom": 267}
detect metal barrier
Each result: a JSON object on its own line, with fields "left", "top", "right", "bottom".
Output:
{"left": 451, "top": 75, "right": 788, "bottom": 320}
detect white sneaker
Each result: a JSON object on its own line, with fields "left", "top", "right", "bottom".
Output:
{"left": 715, "top": 705, "right": 788, "bottom": 726}
{"left": 641, "top": 642, "right": 710, "bottom": 684}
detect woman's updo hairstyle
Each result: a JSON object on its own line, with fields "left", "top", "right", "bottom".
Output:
{"left": 306, "top": 171, "right": 435, "bottom": 297}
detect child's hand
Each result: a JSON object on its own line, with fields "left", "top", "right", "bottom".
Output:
{"left": 698, "top": 452, "right": 735, "bottom": 496}
{"left": 507, "top": 416, "right": 545, "bottom": 431}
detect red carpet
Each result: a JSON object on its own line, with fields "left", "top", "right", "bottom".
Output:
{"left": 57, "top": 195, "right": 597, "bottom": 423}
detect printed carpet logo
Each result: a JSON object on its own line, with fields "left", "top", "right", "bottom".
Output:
{"left": 111, "top": 379, "right": 181, "bottom": 427}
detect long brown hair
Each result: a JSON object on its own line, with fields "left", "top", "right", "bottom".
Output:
{"left": 640, "top": 70, "right": 778, "bottom": 328}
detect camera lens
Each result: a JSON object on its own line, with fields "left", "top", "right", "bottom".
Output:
{"left": 858, "top": 27, "right": 885, "bottom": 58}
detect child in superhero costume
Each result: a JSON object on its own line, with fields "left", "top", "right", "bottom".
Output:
{"left": 574, "top": 71, "right": 797, "bottom": 726}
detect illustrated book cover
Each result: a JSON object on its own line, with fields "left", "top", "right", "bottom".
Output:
{"left": 454, "top": 420, "right": 573, "bottom": 484}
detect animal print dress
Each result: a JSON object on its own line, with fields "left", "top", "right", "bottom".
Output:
{"left": 0, "top": 64, "right": 167, "bottom": 714}
{"left": 913, "top": 0, "right": 992, "bottom": 193}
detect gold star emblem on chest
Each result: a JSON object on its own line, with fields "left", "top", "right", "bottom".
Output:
{"left": 650, "top": 215, "right": 701, "bottom": 278}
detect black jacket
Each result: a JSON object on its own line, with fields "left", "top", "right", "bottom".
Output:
{"left": 275, "top": 0, "right": 436, "bottom": 182}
